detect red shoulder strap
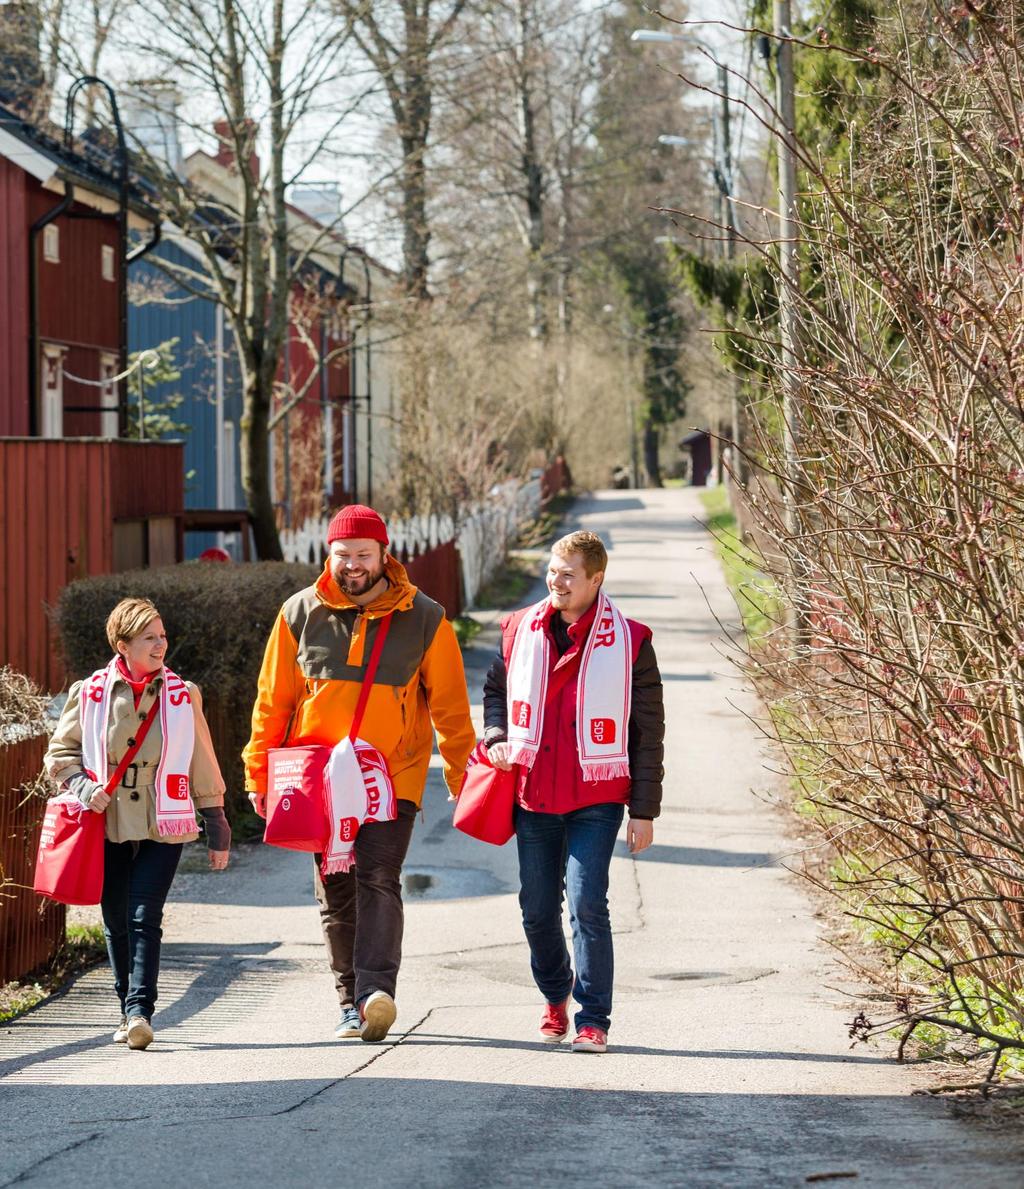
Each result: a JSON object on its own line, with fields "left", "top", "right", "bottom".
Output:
{"left": 104, "top": 695, "right": 161, "bottom": 794}
{"left": 349, "top": 613, "right": 393, "bottom": 743}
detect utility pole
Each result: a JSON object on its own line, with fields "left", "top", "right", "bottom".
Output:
{"left": 774, "top": 0, "right": 806, "bottom": 638}
{"left": 775, "top": 2, "right": 799, "bottom": 503}
{"left": 714, "top": 64, "right": 737, "bottom": 260}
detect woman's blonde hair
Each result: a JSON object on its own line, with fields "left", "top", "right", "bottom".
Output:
{"left": 106, "top": 597, "right": 161, "bottom": 652}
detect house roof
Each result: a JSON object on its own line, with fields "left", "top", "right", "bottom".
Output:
{"left": 0, "top": 98, "right": 160, "bottom": 227}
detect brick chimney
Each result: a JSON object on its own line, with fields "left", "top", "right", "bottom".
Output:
{"left": 213, "top": 118, "right": 260, "bottom": 180}
{"left": 0, "top": 2, "right": 44, "bottom": 116}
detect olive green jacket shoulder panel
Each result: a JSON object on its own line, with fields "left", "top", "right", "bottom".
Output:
{"left": 282, "top": 585, "right": 445, "bottom": 686}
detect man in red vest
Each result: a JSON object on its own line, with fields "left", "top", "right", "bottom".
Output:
{"left": 483, "top": 530, "right": 664, "bottom": 1053}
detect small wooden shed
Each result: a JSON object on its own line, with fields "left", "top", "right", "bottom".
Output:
{"left": 680, "top": 430, "right": 713, "bottom": 487}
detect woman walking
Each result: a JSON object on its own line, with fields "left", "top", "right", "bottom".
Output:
{"left": 44, "top": 597, "right": 230, "bottom": 1050}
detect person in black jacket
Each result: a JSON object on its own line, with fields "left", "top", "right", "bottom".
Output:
{"left": 481, "top": 530, "right": 664, "bottom": 1054}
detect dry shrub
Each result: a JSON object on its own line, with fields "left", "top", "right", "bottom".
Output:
{"left": 377, "top": 300, "right": 641, "bottom": 515}
{"left": 728, "top": 3, "right": 1024, "bottom": 1070}
{"left": 0, "top": 668, "right": 49, "bottom": 740}
{"left": 52, "top": 562, "right": 317, "bottom": 830}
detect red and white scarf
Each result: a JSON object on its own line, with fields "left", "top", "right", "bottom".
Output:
{"left": 322, "top": 737, "right": 397, "bottom": 875}
{"left": 80, "top": 659, "right": 198, "bottom": 837}
{"left": 506, "top": 589, "right": 632, "bottom": 782}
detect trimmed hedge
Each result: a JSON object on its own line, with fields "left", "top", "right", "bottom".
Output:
{"left": 52, "top": 562, "right": 318, "bottom": 832}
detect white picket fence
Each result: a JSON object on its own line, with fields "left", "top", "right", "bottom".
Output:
{"left": 279, "top": 473, "right": 543, "bottom": 609}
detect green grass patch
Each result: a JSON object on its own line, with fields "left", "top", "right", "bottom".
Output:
{"left": 515, "top": 493, "right": 575, "bottom": 550}
{"left": 0, "top": 922, "right": 107, "bottom": 1024}
{"left": 699, "top": 486, "right": 780, "bottom": 642}
{"left": 475, "top": 554, "right": 538, "bottom": 609}
{"left": 452, "top": 615, "right": 483, "bottom": 650}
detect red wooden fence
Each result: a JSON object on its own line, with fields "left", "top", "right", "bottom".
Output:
{"left": 0, "top": 439, "right": 185, "bottom": 692}
{"left": 401, "top": 539, "right": 462, "bottom": 620}
{"left": 0, "top": 732, "right": 64, "bottom": 984}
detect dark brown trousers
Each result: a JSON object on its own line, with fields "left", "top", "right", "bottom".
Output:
{"left": 313, "top": 798, "right": 417, "bottom": 1008}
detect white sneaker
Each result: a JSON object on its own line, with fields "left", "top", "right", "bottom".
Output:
{"left": 113, "top": 1016, "right": 128, "bottom": 1043}
{"left": 126, "top": 1017, "right": 154, "bottom": 1050}
{"left": 359, "top": 991, "right": 397, "bottom": 1042}
{"left": 335, "top": 1006, "right": 362, "bottom": 1039}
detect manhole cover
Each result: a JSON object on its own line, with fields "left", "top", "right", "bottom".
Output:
{"left": 402, "top": 865, "right": 505, "bottom": 900}
{"left": 651, "top": 967, "right": 776, "bottom": 987}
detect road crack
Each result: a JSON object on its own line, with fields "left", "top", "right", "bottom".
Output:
{"left": 1, "top": 1131, "right": 102, "bottom": 1188}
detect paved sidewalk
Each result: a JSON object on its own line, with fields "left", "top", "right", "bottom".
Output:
{"left": 3, "top": 489, "right": 1022, "bottom": 1188}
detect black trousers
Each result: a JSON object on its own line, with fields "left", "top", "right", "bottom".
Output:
{"left": 313, "top": 798, "right": 417, "bottom": 1008}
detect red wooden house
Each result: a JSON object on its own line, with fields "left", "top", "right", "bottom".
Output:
{"left": 0, "top": 99, "right": 183, "bottom": 692}
{"left": 0, "top": 101, "right": 160, "bottom": 437}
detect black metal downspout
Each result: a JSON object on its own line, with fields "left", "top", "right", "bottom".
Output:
{"left": 28, "top": 184, "right": 74, "bottom": 436}
{"left": 360, "top": 252, "right": 372, "bottom": 505}
{"left": 127, "top": 220, "right": 161, "bottom": 264}
{"left": 65, "top": 76, "right": 128, "bottom": 434}
{"left": 337, "top": 249, "right": 373, "bottom": 503}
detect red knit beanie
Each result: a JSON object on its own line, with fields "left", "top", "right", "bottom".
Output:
{"left": 326, "top": 504, "right": 389, "bottom": 545}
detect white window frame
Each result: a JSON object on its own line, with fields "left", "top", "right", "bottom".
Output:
{"left": 43, "top": 223, "right": 60, "bottom": 263}
{"left": 221, "top": 420, "right": 236, "bottom": 507}
{"left": 99, "top": 353, "right": 119, "bottom": 437}
{"left": 41, "top": 345, "right": 64, "bottom": 438}
{"left": 101, "top": 244, "right": 116, "bottom": 282}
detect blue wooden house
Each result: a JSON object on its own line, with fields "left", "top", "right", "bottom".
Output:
{"left": 127, "top": 235, "right": 246, "bottom": 558}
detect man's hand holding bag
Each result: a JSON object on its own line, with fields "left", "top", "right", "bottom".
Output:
{"left": 453, "top": 741, "right": 516, "bottom": 846}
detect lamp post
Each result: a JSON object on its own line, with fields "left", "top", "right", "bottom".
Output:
{"left": 631, "top": 29, "right": 736, "bottom": 257}
{"left": 636, "top": 29, "right": 741, "bottom": 481}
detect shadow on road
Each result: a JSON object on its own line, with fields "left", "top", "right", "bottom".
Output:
{"left": 5, "top": 1075, "right": 1022, "bottom": 1188}
{"left": 618, "top": 843, "right": 778, "bottom": 869}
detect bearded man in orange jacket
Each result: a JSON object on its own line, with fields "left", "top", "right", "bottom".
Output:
{"left": 244, "top": 505, "right": 475, "bottom": 1042}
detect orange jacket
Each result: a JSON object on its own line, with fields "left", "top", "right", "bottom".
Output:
{"left": 243, "top": 556, "right": 475, "bottom": 805}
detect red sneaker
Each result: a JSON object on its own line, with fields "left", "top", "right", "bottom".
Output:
{"left": 571, "top": 1026, "right": 608, "bottom": 1054}
{"left": 539, "top": 998, "right": 570, "bottom": 1043}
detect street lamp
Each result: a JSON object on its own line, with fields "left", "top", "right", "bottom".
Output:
{"left": 631, "top": 28, "right": 736, "bottom": 257}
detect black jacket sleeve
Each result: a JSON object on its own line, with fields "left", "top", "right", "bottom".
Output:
{"left": 482, "top": 646, "right": 508, "bottom": 746}
{"left": 626, "top": 637, "right": 665, "bottom": 819}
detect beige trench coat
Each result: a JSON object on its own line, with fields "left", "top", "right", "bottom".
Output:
{"left": 45, "top": 670, "right": 226, "bottom": 845}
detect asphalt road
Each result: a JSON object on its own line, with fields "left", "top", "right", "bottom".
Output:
{"left": 3, "top": 488, "right": 1022, "bottom": 1188}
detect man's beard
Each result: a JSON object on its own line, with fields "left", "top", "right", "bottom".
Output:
{"left": 334, "top": 560, "right": 385, "bottom": 596}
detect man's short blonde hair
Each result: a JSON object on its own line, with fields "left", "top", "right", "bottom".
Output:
{"left": 106, "top": 597, "right": 161, "bottom": 652}
{"left": 551, "top": 530, "right": 608, "bottom": 578}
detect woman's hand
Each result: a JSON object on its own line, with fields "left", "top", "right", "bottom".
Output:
{"left": 248, "top": 791, "right": 267, "bottom": 819}
{"left": 208, "top": 850, "right": 230, "bottom": 871}
{"left": 487, "top": 742, "right": 513, "bottom": 771}
{"left": 88, "top": 788, "right": 111, "bottom": 813}
{"left": 64, "top": 772, "right": 110, "bottom": 812}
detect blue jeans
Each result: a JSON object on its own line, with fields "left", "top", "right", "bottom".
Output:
{"left": 514, "top": 801, "right": 624, "bottom": 1032}
{"left": 101, "top": 839, "right": 182, "bottom": 1020}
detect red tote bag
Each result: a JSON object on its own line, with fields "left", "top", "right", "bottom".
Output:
{"left": 33, "top": 794, "right": 107, "bottom": 906}
{"left": 453, "top": 742, "right": 516, "bottom": 846}
{"left": 34, "top": 693, "right": 161, "bottom": 907}
{"left": 264, "top": 745, "right": 332, "bottom": 852}
{"left": 263, "top": 614, "right": 394, "bottom": 855}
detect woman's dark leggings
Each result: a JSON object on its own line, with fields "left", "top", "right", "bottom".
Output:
{"left": 100, "top": 838, "right": 182, "bottom": 1020}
